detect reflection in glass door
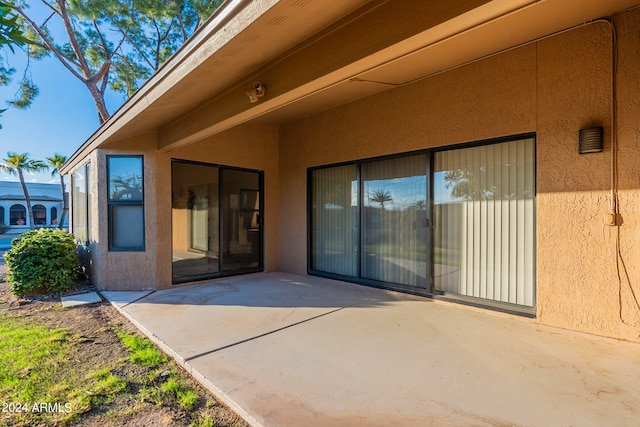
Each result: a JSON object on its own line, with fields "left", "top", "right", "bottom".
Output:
{"left": 222, "top": 169, "right": 261, "bottom": 272}
{"left": 361, "top": 155, "right": 429, "bottom": 287}
{"left": 172, "top": 161, "right": 262, "bottom": 282}
{"left": 433, "top": 138, "right": 535, "bottom": 306}
{"left": 172, "top": 162, "right": 220, "bottom": 280}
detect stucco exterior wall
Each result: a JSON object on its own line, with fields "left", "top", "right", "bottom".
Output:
{"left": 535, "top": 22, "right": 622, "bottom": 338}
{"left": 615, "top": 8, "right": 640, "bottom": 336}
{"left": 91, "top": 135, "right": 160, "bottom": 291}
{"left": 279, "top": 17, "right": 640, "bottom": 341}
{"left": 279, "top": 44, "right": 537, "bottom": 275}
{"left": 76, "top": 123, "right": 278, "bottom": 291}
{"left": 161, "top": 125, "right": 280, "bottom": 289}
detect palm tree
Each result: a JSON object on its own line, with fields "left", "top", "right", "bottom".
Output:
{"left": 0, "top": 152, "right": 48, "bottom": 229}
{"left": 369, "top": 189, "right": 393, "bottom": 209}
{"left": 46, "top": 153, "right": 68, "bottom": 229}
{"left": 414, "top": 199, "right": 426, "bottom": 210}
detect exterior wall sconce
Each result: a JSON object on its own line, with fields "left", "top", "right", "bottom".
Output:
{"left": 247, "top": 82, "right": 266, "bottom": 103}
{"left": 578, "top": 126, "right": 603, "bottom": 154}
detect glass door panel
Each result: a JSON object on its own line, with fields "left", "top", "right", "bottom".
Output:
{"left": 222, "top": 169, "right": 261, "bottom": 272}
{"left": 310, "top": 165, "right": 359, "bottom": 277}
{"left": 433, "top": 137, "right": 535, "bottom": 307}
{"left": 172, "top": 162, "right": 220, "bottom": 281}
{"left": 361, "top": 155, "right": 429, "bottom": 287}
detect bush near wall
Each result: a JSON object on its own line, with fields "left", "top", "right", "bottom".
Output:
{"left": 4, "top": 228, "right": 79, "bottom": 296}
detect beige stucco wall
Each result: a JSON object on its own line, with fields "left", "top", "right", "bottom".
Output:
{"left": 615, "top": 9, "right": 640, "bottom": 336}
{"left": 81, "top": 126, "right": 278, "bottom": 291}
{"left": 279, "top": 43, "right": 537, "bottom": 274}
{"left": 279, "top": 16, "right": 640, "bottom": 342}
{"left": 535, "top": 23, "right": 619, "bottom": 338}
{"left": 71, "top": 10, "right": 640, "bottom": 342}
{"left": 90, "top": 134, "right": 160, "bottom": 291}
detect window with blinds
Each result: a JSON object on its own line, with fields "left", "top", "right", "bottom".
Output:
{"left": 310, "top": 165, "right": 359, "bottom": 277}
{"left": 361, "top": 155, "right": 428, "bottom": 287}
{"left": 309, "top": 135, "right": 535, "bottom": 310}
{"left": 433, "top": 137, "right": 535, "bottom": 307}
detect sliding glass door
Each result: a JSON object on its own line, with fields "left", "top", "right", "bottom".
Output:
{"left": 172, "top": 162, "right": 220, "bottom": 280}
{"left": 310, "top": 165, "right": 359, "bottom": 277}
{"left": 433, "top": 138, "right": 535, "bottom": 307}
{"left": 361, "top": 155, "right": 428, "bottom": 287}
{"left": 309, "top": 135, "right": 535, "bottom": 310}
{"left": 221, "top": 169, "right": 261, "bottom": 273}
{"left": 172, "top": 161, "right": 262, "bottom": 282}
{"left": 310, "top": 155, "right": 430, "bottom": 289}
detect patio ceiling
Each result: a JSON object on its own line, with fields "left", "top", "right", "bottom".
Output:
{"left": 62, "top": 0, "right": 640, "bottom": 171}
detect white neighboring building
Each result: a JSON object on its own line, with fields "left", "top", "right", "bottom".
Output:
{"left": 0, "top": 181, "right": 66, "bottom": 231}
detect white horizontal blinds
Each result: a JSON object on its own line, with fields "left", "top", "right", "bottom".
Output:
{"left": 361, "top": 155, "right": 428, "bottom": 287}
{"left": 434, "top": 138, "right": 535, "bottom": 307}
{"left": 311, "top": 165, "right": 358, "bottom": 277}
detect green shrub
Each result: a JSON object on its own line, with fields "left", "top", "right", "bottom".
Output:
{"left": 4, "top": 228, "right": 79, "bottom": 296}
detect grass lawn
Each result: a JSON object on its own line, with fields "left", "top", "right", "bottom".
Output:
{"left": 0, "top": 281, "right": 247, "bottom": 427}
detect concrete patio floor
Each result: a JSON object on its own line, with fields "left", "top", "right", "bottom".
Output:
{"left": 102, "top": 273, "right": 640, "bottom": 427}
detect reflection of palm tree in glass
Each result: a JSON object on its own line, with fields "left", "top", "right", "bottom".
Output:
{"left": 369, "top": 189, "right": 392, "bottom": 209}
{"left": 111, "top": 175, "right": 143, "bottom": 200}
{"left": 414, "top": 199, "right": 426, "bottom": 210}
{"left": 444, "top": 167, "right": 533, "bottom": 201}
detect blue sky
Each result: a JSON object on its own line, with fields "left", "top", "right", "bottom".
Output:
{"left": 0, "top": 2, "right": 125, "bottom": 184}
{"left": 0, "top": 53, "right": 124, "bottom": 184}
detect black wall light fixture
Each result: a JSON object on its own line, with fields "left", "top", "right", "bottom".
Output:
{"left": 578, "top": 126, "right": 604, "bottom": 154}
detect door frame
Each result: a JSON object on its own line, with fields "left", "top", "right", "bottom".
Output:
{"left": 171, "top": 158, "right": 264, "bottom": 284}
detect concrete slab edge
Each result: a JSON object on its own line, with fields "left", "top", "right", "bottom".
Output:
{"left": 100, "top": 291, "right": 155, "bottom": 308}
{"left": 106, "top": 300, "right": 263, "bottom": 427}
{"left": 61, "top": 292, "right": 103, "bottom": 308}
{"left": 182, "top": 359, "right": 264, "bottom": 427}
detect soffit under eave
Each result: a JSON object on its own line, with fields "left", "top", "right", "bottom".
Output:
{"left": 60, "top": 0, "right": 371, "bottom": 173}
{"left": 63, "top": 0, "right": 640, "bottom": 173}
{"left": 245, "top": 0, "right": 640, "bottom": 128}
{"left": 158, "top": 0, "right": 497, "bottom": 151}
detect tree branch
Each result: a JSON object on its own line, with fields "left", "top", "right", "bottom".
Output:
{"left": 108, "top": 17, "right": 155, "bottom": 70}
{"left": 11, "top": 4, "right": 86, "bottom": 82}
{"left": 53, "top": 0, "right": 93, "bottom": 80}
{"left": 176, "top": 11, "right": 187, "bottom": 42}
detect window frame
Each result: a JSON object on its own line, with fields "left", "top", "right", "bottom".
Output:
{"left": 51, "top": 206, "right": 58, "bottom": 225}
{"left": 71, "top": 162, "right": 92, "bottom": 245}
{"left": 9, "top": 204, "right": 26, "bottom": 226}
{"left": 307, "top": 132, "right": 536, "bottom": 316}
{"left": 107, "top": 155, "right": 145, "bottom": 252}
{"left": 170, "top": 158, "right": 264, "bottom": 283}
{"left": 32, "top": 204, "right": 47, "bottom": 226}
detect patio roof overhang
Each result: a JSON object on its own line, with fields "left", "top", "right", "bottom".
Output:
{"left": 61, "top": 0, "right": 640, "bottom": 173}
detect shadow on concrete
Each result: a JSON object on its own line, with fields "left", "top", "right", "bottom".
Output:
{"left": 103, "top": 272, "right": 640, "bottom": 427}
{"left": 132, "top": 272, "right": 398, "bottom": 309}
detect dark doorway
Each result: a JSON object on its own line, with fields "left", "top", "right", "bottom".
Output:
{"left": 172, "top": 160, "right": 263, "bottom": 283}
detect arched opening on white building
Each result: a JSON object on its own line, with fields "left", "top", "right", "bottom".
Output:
{"left": 33, "top": 204, "right": 47, "bottom": 226}
{"left": 10, "top": 204, "right": 26, "bottom": 225}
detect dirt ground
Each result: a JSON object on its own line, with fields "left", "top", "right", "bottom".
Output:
{"left": 0, "top": 261, "right": 248, "bottom": 427}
